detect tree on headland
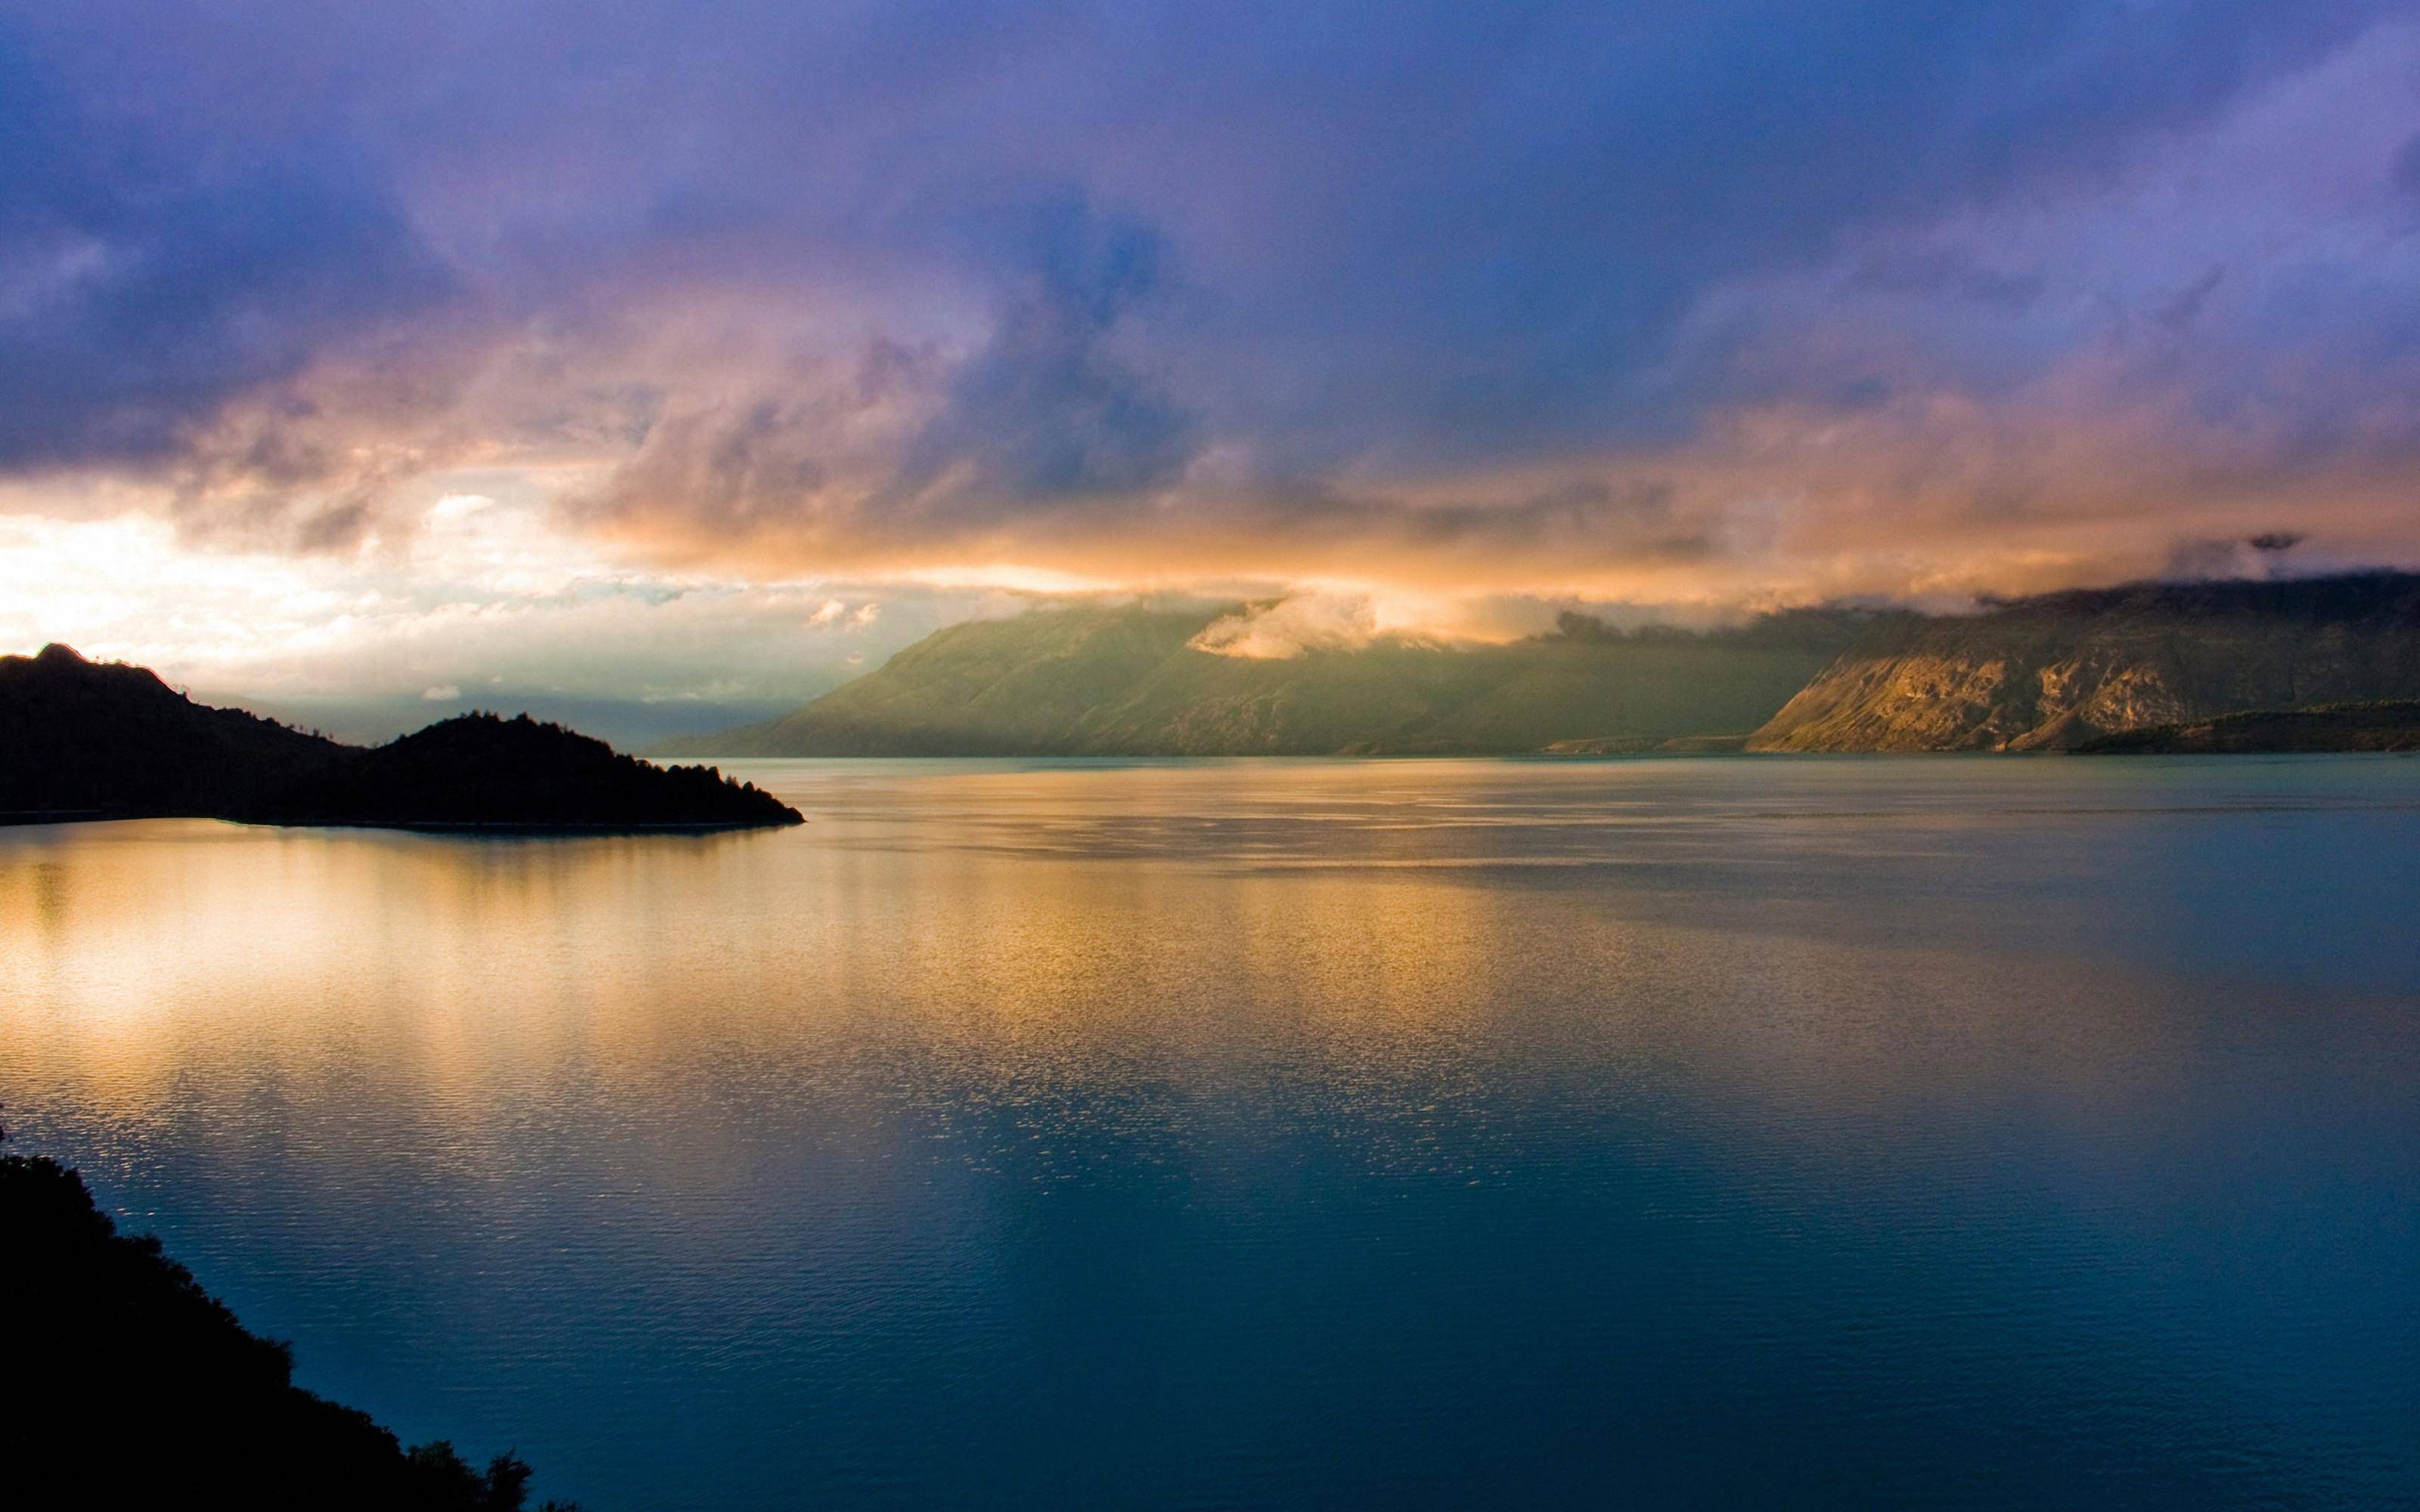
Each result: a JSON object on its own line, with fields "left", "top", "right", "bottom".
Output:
{"left": 0, "top": 1110, "right": 577, "bottom": 1510}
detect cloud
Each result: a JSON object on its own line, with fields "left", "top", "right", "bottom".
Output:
{"left": 895, "top": 199, "right": 1197, "bottom": 506}
{"left": 2, "top": 0, "right": 2418, "bottom": 640}
{"left": 1190, "top": 595, "right": 1383, "bottom": 659}
{"left": 0, "top": 16, "right": 457, "bottom": 491}
{"left": 2161, "top": 531, "right": 2330, "bottom": 582}
{"left": 0, "top": 500, "right": 1023, "bottom": 739}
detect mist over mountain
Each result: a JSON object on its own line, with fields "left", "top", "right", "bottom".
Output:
{"left": 661, "top": 601, "right": 1868, "bottom": 756}
{"left": 1748, "top": 574, "right": 2420, "bottom": 751}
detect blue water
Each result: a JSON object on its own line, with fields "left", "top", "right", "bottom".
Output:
{"left": 2, "top": 756, "right": 2416, "bottom": 1508}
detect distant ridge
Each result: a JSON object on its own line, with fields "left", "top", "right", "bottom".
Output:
{"left": 659, "top": 600, "right": 1866, "bottom": 757}
{"left": 2074, "top": 699, "right": 2420, "bottom": 754}
{"left": 1748, "top": 573, "right": 2420, "bottom": 752}
{"left": 0, "top": 645, "right": 801, "bottom": 830}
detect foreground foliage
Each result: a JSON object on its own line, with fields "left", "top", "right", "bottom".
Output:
{"left": 1, "top": 1125, "right": 576, "bottom": 1510}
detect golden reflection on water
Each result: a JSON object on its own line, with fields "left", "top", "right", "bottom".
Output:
{"left": 4, "top": 758, "right": 2407, "bottom": 1173}
{"left": 6, "top": 761, "right": 2420, "bottom": 1511}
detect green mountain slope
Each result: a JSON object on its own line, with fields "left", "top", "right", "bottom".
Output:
{"left": 662, "top": 601, "right": 1865, "bottom": 756}
{"left": 1748, "top": 574, "right": 2420, "bottom": 751}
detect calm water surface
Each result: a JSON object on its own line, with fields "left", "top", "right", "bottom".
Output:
{"left": 3, "top": 757, "right": 2417, "bottom": 1509}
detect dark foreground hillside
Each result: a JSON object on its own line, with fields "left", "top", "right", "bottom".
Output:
{"left": 0, "top": 646, "right": 800, "bottom": 831}
{"left": 1, "top": 1130, "right": 573, "bottom": 1510}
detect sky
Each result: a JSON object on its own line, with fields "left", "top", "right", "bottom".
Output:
{"left": 7, "top": 1, "right": 2420, "bottom": 736}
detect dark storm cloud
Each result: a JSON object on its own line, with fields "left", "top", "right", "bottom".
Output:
{"left": 2395, "top": 132, "right": 2420, "bottom": 198}
{"left": 0, "top": 18, "right": 455, "bottom": 472}
{"left": 896, "top": 200, "right": 1198, "bottom": 507}
{"left": 3, "top": 0, "right": 2418, "bottom": 587}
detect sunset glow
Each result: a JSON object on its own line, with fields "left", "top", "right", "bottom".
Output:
{"left": 10, "top": 11, "right": 2420, "bottom": 1508}
{"left": 5, "top": 3, "right": 2420, "bottom": 718}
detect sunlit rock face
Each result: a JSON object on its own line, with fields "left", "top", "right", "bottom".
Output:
{"left": 1748, "top": 574, "right": 2420, "bottom": 751}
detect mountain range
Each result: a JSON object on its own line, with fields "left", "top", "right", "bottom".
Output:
{"left": 660, "top": 603, "right": 1867, "bottom": 756}
{"left": 665, "top": 575, "right": 2420, "bottom": 757}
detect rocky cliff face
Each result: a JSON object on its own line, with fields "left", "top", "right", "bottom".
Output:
{"left": 1748, "top": 574, "right": 2420, "bottom": 751}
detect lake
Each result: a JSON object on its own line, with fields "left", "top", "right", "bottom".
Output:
{"left": 3, "top": 756, "right": 2417, "bottom": 1509}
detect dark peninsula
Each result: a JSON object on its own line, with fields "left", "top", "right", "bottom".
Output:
{"left": 0, "top": 644, "right": 802, "bottom": 831}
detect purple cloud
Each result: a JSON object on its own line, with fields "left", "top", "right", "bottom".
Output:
{"left": 2, "top": 0, "right": 2417, "bottom": 594}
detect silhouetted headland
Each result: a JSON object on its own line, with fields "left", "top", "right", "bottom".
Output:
{"left": 2, "top": 1119, "right": 576, "bottom": 1509}
{"left": 0, "top": 644, "right": 802, "bottom": 831}
{"left": 254, "top": 712, "right": 804, "bottom": 829}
